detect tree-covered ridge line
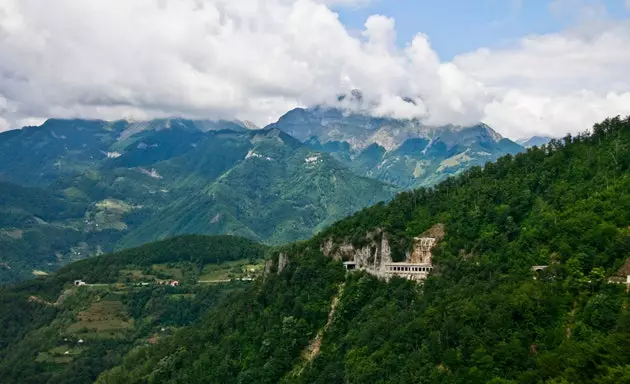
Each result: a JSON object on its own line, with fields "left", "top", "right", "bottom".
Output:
{"left": 2, "top": 116, "right": 630, "bottom": 383}
{"left": 93, "top": 116, "right": 630, "bottom": 383}
{"left": 316, "top": 116, "right": 630, "bottom": 277}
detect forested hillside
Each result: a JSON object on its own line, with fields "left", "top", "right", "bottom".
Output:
{"left": 96, "top": 116, "right": 630, "bottom": 383}
{"left": 0, "top": 121, "right": 395, "bottom": 283}
{"left": 2, "top": 116, "right": 630, "bottom": 383}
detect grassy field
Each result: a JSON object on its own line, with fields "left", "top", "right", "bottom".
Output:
{"left": 67, "top": 300, "right": 133, "bottom": 338}
{"left": 119, "top": 264, "right": 185, "bottom": 283}
{"left": 199, "top": 259, "right": 265, "bottom": 282}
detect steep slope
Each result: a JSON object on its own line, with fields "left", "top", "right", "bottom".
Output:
{"left": 70, "top": 116, "right": 630, "bottom": 383}
{"left": 269, "top": 107, "right": 525, "bottom": 188}
{"left": 352, "top": 124, "right": 525, "bottom": 187}
{"left": 120, "top": 128, "right": 396, "bottom": 247}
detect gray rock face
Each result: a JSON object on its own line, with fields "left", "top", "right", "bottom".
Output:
{"left": 321, "top": 229, "right": 392, "bottom": 273}
{"left": 269, "top": 107, "right": 525, "bottom": 189}
{"left": 277, "top": 253, "right": 288, "bottom": 274}
{"left": 322, "top": 225, "right": 443, "bottom": 283}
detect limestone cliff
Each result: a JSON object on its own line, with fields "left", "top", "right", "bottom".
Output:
{"left": 321, "top": 229, "right": 392, "bottom": 272}
{"left": 321, "top": 224, "right": 444, "bottom": 282}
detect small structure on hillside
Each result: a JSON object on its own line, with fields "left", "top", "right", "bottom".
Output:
{"left": 325, "top": 224, "right": 445, "bottom": 283}
{"left": 342, "top": 225, "right": 444, "bottom": 282}
{"left": 381, "top": 262, "right": 434, "bottom": 281}
{"left": 608, "top": 258, "right": 630, "bottom": 290}
{"left": 343, "top": 261, "right": 357, "bottom": 271}
{"left": 74, "top": 280, "right": 87, "bottom": 287}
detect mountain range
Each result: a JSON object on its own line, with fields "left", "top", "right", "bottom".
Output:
{"left": 0, "top": 116, "right": 628, "bottom": 384}
{"left": 0, "top": 109, "right": 528, "bottom": 282}
{"left": 271, "top": 107, "right": 525, "bottom": 188}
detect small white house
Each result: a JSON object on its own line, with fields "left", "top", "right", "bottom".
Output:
{"left": 74, "top": 280, "right": 87, "bottom": 287}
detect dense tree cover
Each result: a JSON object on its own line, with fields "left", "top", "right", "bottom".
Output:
{"left": 3, "top": 117, "right": 630, "bottom": 383}
{"left": 96, "top": 249, "right": 345, "bottom": 384}
{"left": 90, "top": 116, "right": 630, "bottom": 383}
{"left": 0, "top": 182, "right": 88, "bottom": 222}
{"left": 55, "top": 235, "right": 267, "bottom": 284}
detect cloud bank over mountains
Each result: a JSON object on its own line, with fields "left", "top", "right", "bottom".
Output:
{"left": 0, "top": 0, "right": 629, "bottom": 138}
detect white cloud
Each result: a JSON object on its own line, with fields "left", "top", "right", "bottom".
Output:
{"left": 455, "top": 21, "right": 630, "bottom": 138}
{"left": 0, "top": 0, "right": 629, "bottom": 139}
{"left": 0, "top": 0, "right": 485, "bottom": 131}
{"left": 315, "top": 0, "right": 373, "bottom": 6}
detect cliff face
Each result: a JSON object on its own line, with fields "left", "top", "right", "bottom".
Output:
{"left": 320, "top": 224, "right": 444, "bottom": 282}
{"left": 407, "top": 223, "right": 445, "bottom": 264}
{"left": 321, "top": 229, "right": 392, "bottom": 271}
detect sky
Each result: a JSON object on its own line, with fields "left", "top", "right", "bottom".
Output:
{"left": 1, "top": 0, "right": 630, "bottom": 139}
{"left": 336, "top": 0, "right": 630, "bottom": 60}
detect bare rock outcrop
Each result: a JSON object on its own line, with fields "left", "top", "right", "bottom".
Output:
{"left": 320, "top": 229, "right": 392, "bottom": 273}
{"left": 322, "top": 224, "right": 445, "bottom": 283}
{"left": 277, "top": 253, "right": 288, "bottom": 274}
{"left": 406, "top": 223, "right": 445, "bottom": 263}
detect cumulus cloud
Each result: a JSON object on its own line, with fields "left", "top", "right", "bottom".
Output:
{"left": 0, "top": 0, "right": 486, "bottom": 131}
{"left": 0, "top": 0, "right": 629, "bottom": 139}
{"left": 455, "top": 20, "right": 630, "bottom": 138}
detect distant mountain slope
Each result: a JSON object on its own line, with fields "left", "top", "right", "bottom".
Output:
{"left": 517, "top": 135, "right": 554, "bottom": 148}
{"left": 120, "top": 128, "right": 395, "bottom": 247}
{"left": 0, "top": 118, "right": 255, "bottom": 187}
{"left": 0, "top": 121, "right": 396, "bottom": 282}
{"left": 269, "top": 107, "right": 525, "bottom": 188}
{"left": 0, "top": 181, "right": 113, "bottom": 283}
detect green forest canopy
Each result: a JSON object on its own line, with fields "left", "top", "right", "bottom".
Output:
{"left": 1, "top": 116, "right": 630, "bottom": 383}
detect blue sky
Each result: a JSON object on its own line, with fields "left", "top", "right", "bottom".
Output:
{"left": 335, "top": 0, "right": 630, "bottom": 59}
